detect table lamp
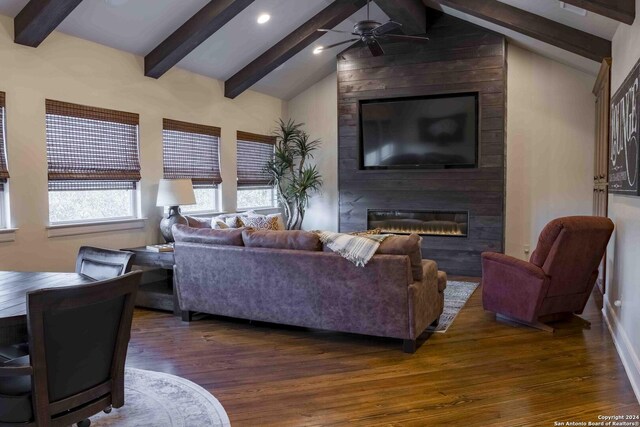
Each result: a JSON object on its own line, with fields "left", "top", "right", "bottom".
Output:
{"left": 156, "top": 178, "right": 196, "bottom": 242}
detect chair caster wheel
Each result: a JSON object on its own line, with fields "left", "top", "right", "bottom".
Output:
{"left": 104, "top": 406, "right": 112, "bottom": 414}
{"left": 77, "top": 419, "right": 91, "bottom": 427}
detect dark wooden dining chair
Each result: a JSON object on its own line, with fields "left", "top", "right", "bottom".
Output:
{"left": 0, "top": 271, "right": 142, "bottom": 427}
{"left": 75, "top": 246, "right": 134, "bottom": 281}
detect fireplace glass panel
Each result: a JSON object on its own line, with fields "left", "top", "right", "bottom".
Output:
{"left": 368, "top": 209, "right": 468, "bottom": 237}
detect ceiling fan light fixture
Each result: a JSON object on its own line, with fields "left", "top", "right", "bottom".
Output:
{"left": 257, "top": 14, "right": 271, "bottom": 24}
{"left": 313, "top": 46, "right": 324, "bottom": 55}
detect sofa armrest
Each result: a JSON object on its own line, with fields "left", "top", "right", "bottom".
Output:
{"left": 407, "top": 259, "right": 442, "bottom": 339}
{"left": 481, "top": 252, "right": 549, "bottom": 322}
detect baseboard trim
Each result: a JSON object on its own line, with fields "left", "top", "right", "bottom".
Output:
{"left": 603, "top": 297, "right": 640, "bottom": 404}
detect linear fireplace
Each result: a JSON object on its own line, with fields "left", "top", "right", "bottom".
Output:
{"left": 367, "top": 209, "right": 469, "bottom": 237}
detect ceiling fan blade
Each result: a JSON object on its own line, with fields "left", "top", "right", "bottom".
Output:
{"left": 384, "top": 34, "right": 430, "bottom": 42}
{"left": 374, "top": 20, "right": 402, "bottom": 35}
{"left": 367, "top": 40, "right": 384, "bottom": 57}
{"left": 323, "top": 39, "right": 360, "bottom": 50}
{"left": 317, "top": 28, "right": 353, "bottom": 34}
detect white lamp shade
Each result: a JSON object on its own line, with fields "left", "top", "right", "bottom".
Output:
{"left": 156, "top": 179, "right": 196, "bottom": 207}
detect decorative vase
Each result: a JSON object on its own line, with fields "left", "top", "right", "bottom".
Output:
{"left": 159, "top": 206, "right": 188, "bottom": 243}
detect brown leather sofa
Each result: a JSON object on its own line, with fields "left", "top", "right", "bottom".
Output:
{"left": 172, "top": 224, "right": 446, "bottom": 353}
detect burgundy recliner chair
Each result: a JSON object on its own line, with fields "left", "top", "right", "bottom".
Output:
{"left": 481, "top": 216, "right": 614, "bottom": 331}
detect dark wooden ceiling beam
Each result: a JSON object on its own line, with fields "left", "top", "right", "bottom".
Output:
{"left": 14, "top": 0, "right": 83, "bottom": 47}
{"left": 424, "top": 0, "right": 611, "bottom": 62}
{"left": 145, "top": 0, "right": 255, "bottom": 79}
{"left": 561, "top": 0, "right": 635, "bottom": 25}
{"left": 224, "top": 0, "right": 367, "bottom": 99}
{"left": 374, "top": 0, "right": 427, "bottom": 34}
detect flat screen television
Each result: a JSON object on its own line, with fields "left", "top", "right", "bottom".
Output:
{"left": 359, "top": 93, "right": 478, "bottom": 169}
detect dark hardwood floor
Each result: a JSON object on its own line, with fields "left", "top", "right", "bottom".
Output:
{"left": 127, "top": 278, "right": 639, "bottom": 426}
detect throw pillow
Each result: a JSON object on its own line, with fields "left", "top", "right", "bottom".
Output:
{"left": 212, "top": 219, "right": 229, "bottom": 230}
{"left": 245, "top": 212, "right": 286, "bottom": 230}
{"left": 242, "top": 229, "right": 322, "bottom": 251}
{"left": 186, "top": 216, "right": 211, "bottom": 229}
{"left": 212, "top": 213, "right": 248, "bottom": 229}
{"left": 224, "top": 216, "right": 243, "bottom": 228}
{"left": 265, "top": 213, "right": 286, "bottom": 230}
{"left": 172, "top": 224, "right": 244, "bottom": 246}
{"left": 242, "top": 215, "right": 279, "bottom": 230}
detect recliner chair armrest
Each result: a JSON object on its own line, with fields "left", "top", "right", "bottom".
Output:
{"left": 481, "top": 252, "right": 547, "bottom": 281}
{"left": 481, "top": 252, "right": 550, "bottom": 323}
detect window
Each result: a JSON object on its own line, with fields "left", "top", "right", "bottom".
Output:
{"left": 0, "top": 92, "right": 10, "bottom": 228}
{"left": 163, "top": 119, "right": 221, "bottom": 213}
{"left": 236, "top": 131, "right": 277, "bottom": 210}
{"left": 45, "top": 100, "right": 141, "bottom": 224}
{"left": 237, "top": 186, "right": 277, "bottom": 210}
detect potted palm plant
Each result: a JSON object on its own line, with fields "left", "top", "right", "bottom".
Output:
{"left": 265, "top": 119, "right": 323, "bottom": 230}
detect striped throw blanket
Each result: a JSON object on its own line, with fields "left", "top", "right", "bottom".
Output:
{"left": 315, "top": 231, "right": 390, "bottom": 267}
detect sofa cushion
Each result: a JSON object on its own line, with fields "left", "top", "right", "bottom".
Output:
{"left": 242, "top": 229, "right": 322, "bottom": 251}
{"left": 376, "top": 234, "right": 423, "bottom": 281}
{"left": 173, "top": 224, "right": 244, "bottom": 246}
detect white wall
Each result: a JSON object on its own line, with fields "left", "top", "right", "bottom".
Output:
{"left": 287, "top": 44, "right": 596, "bottom": 249}
{"left": 0, "top": 14, "right": 286, "bottom": 272}
{"left": 286, "top": 73, "right": 338, "bottom": 231}
{"left": 605, "top": 0, "right": 640, "bottom": 402}
{"left": 505, "top": 44, "right": 595, "bottom": 260}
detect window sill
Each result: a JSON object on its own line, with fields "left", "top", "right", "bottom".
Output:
{"left": 47, "top": 218, "right": 147, "bottom": 238}
{"left": 0, "top": 228, "right": 18, "bottom": 243}
{"left": 188, "top": 209, "right": 280, "bottom": 218}
{"left": 181, "top": 211, "right": 220, "bottom": 218}
{"left": 238, "top": 207, "right": 280, "bottom": 214}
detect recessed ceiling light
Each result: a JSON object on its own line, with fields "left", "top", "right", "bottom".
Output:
{"left": 257, "top": 14, "right": 271, "bottom": 24}
{"left": 313, "top": 46, "right": 324, "bottom": 55}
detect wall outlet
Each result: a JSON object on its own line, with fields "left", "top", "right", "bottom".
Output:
{"left": 524, "top": 244, "right": 530, "bottom": 255}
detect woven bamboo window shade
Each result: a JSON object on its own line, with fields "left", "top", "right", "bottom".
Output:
{"left": 162, "top": 119, "right": 222, "bottom": 187}
{"left": 45, "top": 100, "right": 141, "bottom": 191}
{"left": 0, "top": 92, "right": 8, "bottom": 191}
{"left": 236, "top": 131, "right": 275, "bottom": 187}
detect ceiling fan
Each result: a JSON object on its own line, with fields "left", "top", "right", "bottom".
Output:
{"left": 316, "top": 0, "right": 430, "bottom": 57}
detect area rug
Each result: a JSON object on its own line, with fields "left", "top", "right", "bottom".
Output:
{"left": 91, "top": 368, "right": 231, "bottom": 427}
{"left": 427, "top": 280, "right": 479, "bottom": 333}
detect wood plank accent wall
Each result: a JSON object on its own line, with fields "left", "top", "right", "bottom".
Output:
{"left": 337, "top": 15, "right": 506, "bottom": 276}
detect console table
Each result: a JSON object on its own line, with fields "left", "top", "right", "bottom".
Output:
{"left": 123, "top": 246, "right": 178, "bottom": 315}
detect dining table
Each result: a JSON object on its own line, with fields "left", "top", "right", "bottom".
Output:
{"left": 0, "top": 271, "right": 94, "bottom": 345}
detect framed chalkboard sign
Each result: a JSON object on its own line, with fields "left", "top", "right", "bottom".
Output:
{"left": 610, "top": 57, "right": 640, "bottom": 195}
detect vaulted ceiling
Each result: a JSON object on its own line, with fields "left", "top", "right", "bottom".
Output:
{"left": 0, "top": 0, "right": 632, "bottom": 100}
